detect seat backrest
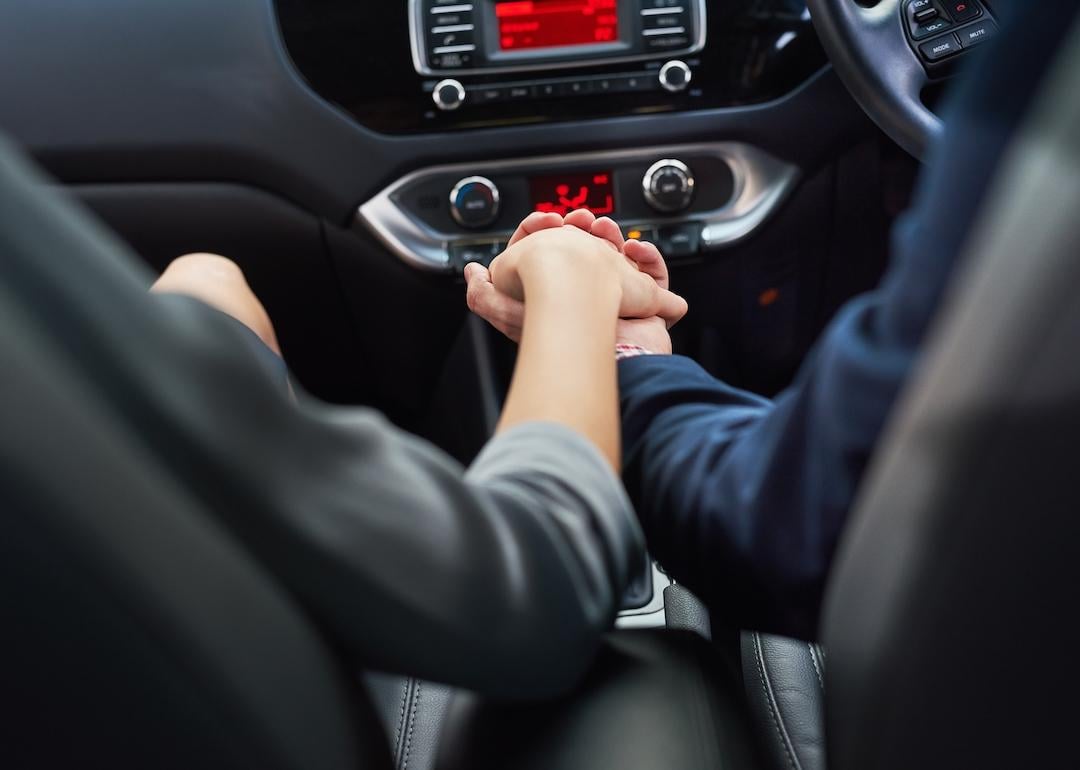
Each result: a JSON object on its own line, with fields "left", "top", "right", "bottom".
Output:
{"left": 0, "top": 297, "right": 391, "bottom": 769}
{"left": 822, "top": 19, "right": 1080, "bottom": 770}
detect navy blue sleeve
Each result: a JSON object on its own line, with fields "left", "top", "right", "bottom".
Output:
{"left": 619, "top": 0, "right": 1077, "bottom": 639}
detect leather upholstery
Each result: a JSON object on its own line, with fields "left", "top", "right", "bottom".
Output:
{"left": 664, "top": 583, "right": 713, "bottom": 639}
{"left": 365, "top": 675, "right": 454, "bottom": 770}
{"left": 436, "top": 630, "right": 760, "bottom": 770}
{"left": 741, "top": 633, "right": 827, "bottom": 770}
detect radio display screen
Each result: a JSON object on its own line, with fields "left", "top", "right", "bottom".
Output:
{"left": 496, "top": 0, "right": 619, "bottom": 51}
{"left": 530, "top": 171, "right": 616, "bottom": 216}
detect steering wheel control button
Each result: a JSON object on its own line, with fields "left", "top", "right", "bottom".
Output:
{"left": 958, "top": 18, "right": 997, "bottom": 48}
{"left": 643, "top": 159, "right": 696, "bottom": 213}
{"left": 658, "top": 60, "right": 692, "bottom": 93}
{"left": 919, "top": 34, "right": 962, "bottom": 62}
{"left": 906, "top": 0, "right": 952, "bottom": 40}
{"left": 432, "top": 79, "right": 465, "bottom": 111}
{"left": 450, "top": 176, "right": 500, "bottom": 229}
{"left": 947, "top": 0, "right": 982, "bottom": 23}
{"left": 913, "top": 17, "right": 951, "bottom": 39}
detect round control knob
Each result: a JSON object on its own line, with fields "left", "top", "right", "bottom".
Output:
{"left": 658, "top": 60, "right": 692, "bottom": 93}
{"left": 450, "top": 176, "right": 500, "bottom": 229}
{"left": 432, "top": 79, "right": 466, "bottom": 111}
{"left": 643, "top": 159, "right": 695, "bottom": 214}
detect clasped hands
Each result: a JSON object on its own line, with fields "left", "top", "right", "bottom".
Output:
{"left": 464, "top": 209, "right": 688, "bottom": 352}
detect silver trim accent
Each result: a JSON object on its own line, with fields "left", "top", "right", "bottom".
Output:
{"left": 432, "top": 43, "right": 476, "bottom": 54}
{"left": 356, "top": 142, "right": 800, "bottom": 272}
{"left": 641, "top": 6, "right": 684, "bottom": 15}
{"left": 643, "top": 158, "right": 695, "bottom": 212}
{"left": 409, "top": 0, "right": 707, "bottom": 76}
{"left": 658, "top": 59, "right": 692, "bottom": 92}
{"left": 431, "top": 78, "right": 466, "bottom": 110}
{"left": 449, "top": 175, "right": 501, "bottom": 228}
{"left": 431, "top": 23, "right": 475, "bottom": 34}
{"left": 642, "top": 26, "right": 686, "bottom": 36}
{"left": 430, "top": 3, "right": 473, "bottom": 12}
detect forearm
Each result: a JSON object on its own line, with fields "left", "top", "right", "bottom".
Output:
{"left": 497, "top": 255, "right": 624, "bottom": 470}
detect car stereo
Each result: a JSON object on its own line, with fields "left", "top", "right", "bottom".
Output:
{"left": 411, "top": 0, "right": 706, "bottom": 75}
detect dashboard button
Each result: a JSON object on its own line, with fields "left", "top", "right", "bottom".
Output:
{"left": 615, "top": 74, "right": 652, "bottom": 92}
{"left": 919, "top": 33, "right": 962, "bottom": 61}
{"left": 659, "top": 223, "right": 701, "bottom": 259}
{"left": 643, "top": 159, "right": 696, "bottom": 213}
{"left": 643, "top": 13, "right": 685, "bottom": 30}
{"left": 946, "top": 0, "right": 982, "bottom": 22}
{"left": 431, "top": 10, "right": 472, "bottom": 26}
{"left": 429, "top": 51, "right": 472, "bottom": 69}
{"left": 432, "top": 78, "right": 466, "bottom": 110}
{"left": 912, "top": 15, "right": 952, "bottom": 39}
{"left": 957, "top": 18, "right": 996, "bottom": 48}
{"left": 659, "top": 60, "right": 692, "bottom": 92}
{"left": 913, "top": 7, "right": 938, "bottom": 23}
{"left": 449, "top": 241, "right": 500, "bottom": 273}
{"left": 594, "top": 77, "right": 617, "bottom": 94}
{"left": 450, "top": 176, "right": 500, "bottom": 229}
{"left": 644, "top": 30, "right": 690, "bottom": 50}
{"left": 558, "top": 80, "right": 595, "bottom": 96}
{"left": 625, "top": 226, "right": 657, "bottom": 243}
{"left": 472, "top": 86, "right": 505, "bottom": 104}
{"left": 506, "top": 85, "right": 533, "bottom": 100}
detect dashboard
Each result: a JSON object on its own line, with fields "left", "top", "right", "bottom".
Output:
{"left": 276, "top": 0, "right": 827, "bottom": 134}
{"left": 275, "top": 0, "right": 828, "bottom": 272}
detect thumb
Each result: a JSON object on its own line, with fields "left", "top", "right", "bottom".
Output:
{"left": 655, "top": 288, "right": 689, "bottom": 326}
{"left": 463, "top": 261, "right": 491, "bottom": 284}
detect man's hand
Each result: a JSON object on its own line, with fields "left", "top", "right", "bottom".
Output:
{"left": 465, "top": 210, "right": 682, "bottom": 353}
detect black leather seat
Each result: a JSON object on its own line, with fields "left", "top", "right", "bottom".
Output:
{"left": 364, "top": 675, "right": 454, "bottom": 770}
{"left": 741, "top": 633, "right": 827, "bottom": 770}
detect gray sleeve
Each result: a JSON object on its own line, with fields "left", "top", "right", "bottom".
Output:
{"left": 0, "top": 136, "right": 644, "bottom": 699}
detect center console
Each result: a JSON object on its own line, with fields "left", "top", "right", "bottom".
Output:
{"left": 358, "top": 142, "right": 799, "bottom": 272}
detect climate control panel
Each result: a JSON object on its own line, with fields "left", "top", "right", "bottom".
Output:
{"left": 356, "top": 143, "right": 800, "bottom": 273}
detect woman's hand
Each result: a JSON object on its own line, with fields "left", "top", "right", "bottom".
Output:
{"left": 487, "top": 218, "right": 686, "bottom": 322}
{"left": 466, "top": 210, "right": 684, "bottom": 351}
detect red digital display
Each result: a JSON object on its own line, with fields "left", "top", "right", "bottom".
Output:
{"left": 530, "top": 171, "right": 616, "bottom": 216}
{"left": 496, "top": 0, "right": 619, "bottom": 51}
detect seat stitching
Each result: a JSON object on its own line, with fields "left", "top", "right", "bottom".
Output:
{"left": 402, "top": 680, "right": 421, "bottom": 770}
{"left": 754, "top": 632, "right": 800, "bottom": 770}
{"left": 392, "top": 678, "right": 410, "bottom": 767}
{"left": 808, "top": 644, "right": 825, "bottom": 691}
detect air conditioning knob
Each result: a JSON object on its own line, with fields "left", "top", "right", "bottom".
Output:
{"left": 432, "top": 79, "right": 466, "bottom": 111}
{"left": 658, "top": 60, "right": 692, "bottom": 93}
{"left": 450, "top": 176, "right": 500, "bottom": 229}
{"left": 643, "top": 159, "right": 695, "bottom": 213}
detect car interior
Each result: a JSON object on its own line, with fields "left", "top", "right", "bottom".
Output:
{"left": 2, "top": 0, "right": 1079, "bottom": 768}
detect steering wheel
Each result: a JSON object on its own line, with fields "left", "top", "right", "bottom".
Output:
{"left": 806, "top": 0, "right": 944, "bottom": 160}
